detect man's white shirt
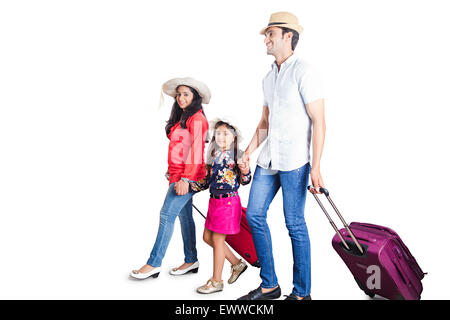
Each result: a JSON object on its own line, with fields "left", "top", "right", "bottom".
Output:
{"left": 257, "top": 53, "right": 323, "bottom": 171}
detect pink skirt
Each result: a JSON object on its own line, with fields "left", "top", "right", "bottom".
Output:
{"left": 205, "top": 195, "right": 242, "bottom": 235}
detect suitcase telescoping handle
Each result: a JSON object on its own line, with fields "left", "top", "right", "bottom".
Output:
{"left": 192, "top": 204, "right": 206, "bottom": 219}
{"left": 308, "top": 186, "right": 364, "bottom": 255}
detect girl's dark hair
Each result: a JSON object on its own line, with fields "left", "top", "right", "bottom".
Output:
{"left": 208, "top": 121, "right": 241, "bottom": 176}
{"left": 165, "top": 86, "right": 206, "bottom": 137}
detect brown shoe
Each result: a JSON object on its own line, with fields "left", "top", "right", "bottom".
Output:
{"left": 228, "top": 259, "right": 248, "bottom": 284}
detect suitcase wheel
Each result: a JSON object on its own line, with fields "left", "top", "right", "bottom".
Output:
{"left": 252, "top": 260, "right": 261, "bottom": 268}
{"left": 354, "top": 277, "right": 375, "bottom": 298}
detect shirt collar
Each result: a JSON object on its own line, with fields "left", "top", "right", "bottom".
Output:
{"left": 272, "top": 52, "right": 297, "bottom": 70}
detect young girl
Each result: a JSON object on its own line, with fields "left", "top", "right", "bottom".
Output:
{"left": 190, "top": 117, "right": 252, "bottom": 294}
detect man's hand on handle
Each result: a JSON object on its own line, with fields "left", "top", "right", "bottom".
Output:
{"left": 309, "top": 167, "right": 324, "bottom": 194}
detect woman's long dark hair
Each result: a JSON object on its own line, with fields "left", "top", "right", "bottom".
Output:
{"left": 165, "top": 86, "right": 206, "bottom": 137}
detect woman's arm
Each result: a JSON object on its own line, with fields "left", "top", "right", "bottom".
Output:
{"left": 175, "top": 114, "right": 208, "bottom": 195}
{"left": 181, "top": 114, "right": 209, "bottom": 181}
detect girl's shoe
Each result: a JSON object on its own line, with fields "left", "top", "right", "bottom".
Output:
{"left": 228, "top": 259, "right": 248, "bottom": 284}
{"left": 196, "top": 278, "right": 224, "bottom": 294}
{"left": 129, "top": 267, "right": 161, "bottom": 280}
{"left": 169, "top": 261, "right": 199, "bottom": 276}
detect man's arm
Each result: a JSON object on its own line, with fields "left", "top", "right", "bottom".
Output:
{"left": 243, "top": 106, "right": 269, "bottom": 162}
{"left": 305, "top": 98, "right": 326, "bottom": 194}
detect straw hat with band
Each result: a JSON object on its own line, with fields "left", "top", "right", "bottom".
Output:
{"left": 159, "top": 77, "right": 211, "bottom": 109}
{"left": 260, "top": 11, "right": 303, "bottom": 35}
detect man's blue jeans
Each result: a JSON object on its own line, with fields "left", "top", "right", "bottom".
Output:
{"left": 147, "top": 183, "right": 197, "bottom": 267}
{"left": 246, "top": 163, "right": 311, "bottom": 297}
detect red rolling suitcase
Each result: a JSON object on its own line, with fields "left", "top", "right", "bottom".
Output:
{"left": 309, "top": 186, "right": 426, "bottom": 300}
{"left": 193, "top": 204, "right": 260, "bottom": 267}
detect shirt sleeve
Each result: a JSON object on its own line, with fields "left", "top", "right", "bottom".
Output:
{"left": 297, "top": 65, "right": 324, "bottom": 105}
{"left": 189, "top": 176, "right": 210, "bottom": 193}
{"left": 181, "top": 113, "right": 209, "bottom": 181}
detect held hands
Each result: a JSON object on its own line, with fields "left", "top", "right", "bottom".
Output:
{"left": 237, "top": 151, "right": 250, "bottom": 175}
{"left": 174, "top": 179, "right": 189, "bottom": 196}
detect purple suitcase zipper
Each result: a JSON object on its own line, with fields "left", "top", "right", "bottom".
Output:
{"left": 308, "top": 186, "right": 426, "bottom": 300}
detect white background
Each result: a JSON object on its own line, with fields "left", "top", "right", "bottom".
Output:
{"left": 1, "top": 0, "right": 449, "bottom": 300}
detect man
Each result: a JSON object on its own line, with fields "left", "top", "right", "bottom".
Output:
{"left": 238, "top": 12, "right": 326, "bottom": 301}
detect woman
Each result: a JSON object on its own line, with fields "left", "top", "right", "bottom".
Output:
{"left": 130, "top": 77, "right": 210, "bottom": 279}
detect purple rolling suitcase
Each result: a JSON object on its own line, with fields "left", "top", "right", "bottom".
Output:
{"left": 309, "top": 186, "right": 426, "bottom": 300}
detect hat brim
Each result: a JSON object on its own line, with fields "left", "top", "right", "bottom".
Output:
{"left": 162, "top": 77, "right": 211, "bottom": 104}
{"left": 260, "top": 24, "right": 303, "bottom": 35}
{"left": 209, "top": 117, "right": 243, "bottom": 143}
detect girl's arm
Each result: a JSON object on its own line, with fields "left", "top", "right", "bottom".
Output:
{"left": 237, "top": 156, "right": 252, "bottom": 185}
{"left": 189, "top": 167, "right": 211, "bottom": 193}
{"left": 239, "top": 169, "right": 252, "bottom": 186}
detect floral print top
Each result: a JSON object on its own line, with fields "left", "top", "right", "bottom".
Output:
{"left": 190, "top": 150, "right": 251, "bottom": 195}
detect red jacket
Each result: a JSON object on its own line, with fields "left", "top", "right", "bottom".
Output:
{"left": 167, "top": 110, "right": 208, "bottom": 185}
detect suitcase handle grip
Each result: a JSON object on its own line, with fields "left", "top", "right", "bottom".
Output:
{"left": 308, "top": 185, "right": 364, "bottom": 255}
{"left": 307, "top": 186, "right": 329, "bottom": 197}
{"left": 320, "top": 187, "right": 329, "bottom": 197}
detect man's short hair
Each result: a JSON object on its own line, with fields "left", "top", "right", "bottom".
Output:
{"left": 281, "top": 27, "right": 299, "bottom": 51}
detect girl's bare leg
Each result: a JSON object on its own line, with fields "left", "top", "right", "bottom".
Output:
{"left": 203, "top": 228, "right": 239, "bottom": 266}
{"left": 212, "top": 232, "right": 228, "bottom": 282}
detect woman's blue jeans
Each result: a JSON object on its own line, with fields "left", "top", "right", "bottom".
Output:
{"left": 147, "top": 183, "right": 197, "bottom": 267}
{"left": 246, "top": 163, "right": 311, "bottom": 297}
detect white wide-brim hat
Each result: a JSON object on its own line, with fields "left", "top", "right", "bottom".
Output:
{"left": 209, "top": 116, "right": 243, "bottom": 143}
{"left": 162, "top": 77, "right": 211, "bottom": 104}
